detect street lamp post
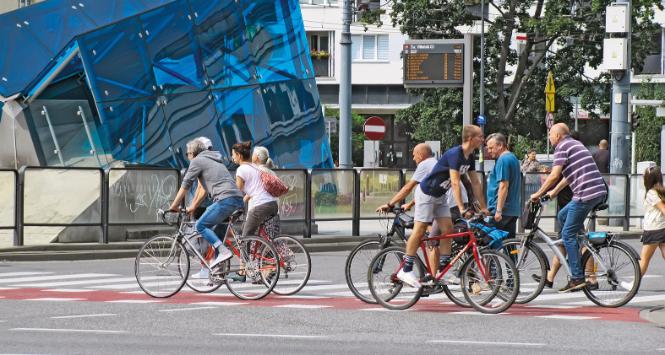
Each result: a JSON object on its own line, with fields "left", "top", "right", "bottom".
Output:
{"left": 479, "top": 0, "right": 486, "bottom": 173}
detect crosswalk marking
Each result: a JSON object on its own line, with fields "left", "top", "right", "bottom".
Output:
{"left": 274, "top": 304, "right": 332, "bottom": 309}
{"left": 25, "top": 298, "right": 86, "bottom": 302}
{"left": 105, "top": 300, "right": 163, "bottom": 304}
{"left": 3, "top": 273, "right": 118, "bottom": 285}
{"left": 536, "top": 315, "right": 599, "bottom": 320}
{"left": 0, "top": 272, "right": 54, "bottom": 277}
{"left": 44, "top": 289, "right": 97, "bottom": 293}
{"left": 17, "top": 276, "right": 143, "bottom": 288}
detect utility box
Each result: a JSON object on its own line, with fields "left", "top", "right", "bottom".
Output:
{"left": 603, "top": 38, "right": 628, "bottom": 70}
{"left": 606, "top": 3, "right": 631, "bottom": 33}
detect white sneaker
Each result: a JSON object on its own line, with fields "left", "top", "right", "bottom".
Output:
{"left": 191, "top": 268, "right": 209, "bottom": 279}
{"left": 396, "top": 269, "right": 421, "bottom": 288}
{"left": 619, "top": 281, "right": 633, "bottom": 290}
{"left": 211, "top": 247, "right": 233, "bottom": 267}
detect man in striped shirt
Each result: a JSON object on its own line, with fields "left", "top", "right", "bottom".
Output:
{"left": 530, "top": 123, "right": 607, "bottom": 293}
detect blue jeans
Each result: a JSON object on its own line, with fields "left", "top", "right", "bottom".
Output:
{"left": 556, "top": 195, "right": 606, "bottom": 280}
{"left": 196, "top": 196, "right": 244, "bottom": 248}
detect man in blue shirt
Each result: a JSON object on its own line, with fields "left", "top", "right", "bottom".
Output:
{"left": 485, "top": 133, "right": 522, "bottom": 239}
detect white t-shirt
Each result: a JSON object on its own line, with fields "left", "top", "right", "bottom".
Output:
{"left": 643, "top": 189, "right": 665, "bottom": 231}
{"left": 236, "top": 164, "right": 277, "bottom": 211}
{"left": 446, "top": 181, "right": 468, "bottom": 207}
{"left": 412, "top": 157, "right": 442, "bottom": 204}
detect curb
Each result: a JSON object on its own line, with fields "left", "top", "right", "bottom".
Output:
{"left": 640, "top": 306, "right": 665, "bottom": 328}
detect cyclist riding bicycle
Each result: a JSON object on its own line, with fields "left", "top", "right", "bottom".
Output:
{"left": 530, "top": 123, "right": 607, "bottom": 293}
{"left": 168, "top": 138, "right": 244, "bottom": 270}
{"left": 388, "top": 125, "right": 489, "bottom": 288}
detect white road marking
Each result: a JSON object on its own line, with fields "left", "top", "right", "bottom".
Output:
{"left": 44, "top": 289, "right": 97, "bottom": 293}
{"left": 10, "top": 328, "right": 127, "bottom": 334}
{"left": 536, "top": 315, "right": 599, "bottom": 320}
{"left": 273, "top": 304, "right": 332, "bottom": 309}
{"left": 51, "top": 313, "right": 116, "bottom": 319}
{"left": 159, "top": 306, "right": 218, "bottom": 312}
{"left": 25, "top": 298, "right": 85, "bottom": 302}
{"left": 525, "top": 305, "right": 580, "bottom": 309}
{"left": 428, "top": 340, "right": 546, "bottom": 347}
{"left": 3, "top": 273, "right": 118, "bottom": 285}
{"left": 274, "top": 295, "right": 330, "bottom": 299}
{"left": 104, "top": 300, "right": 163, "bottom": 304}
{"left": 0, "top": 271, "right": 54, "bottom": 277}
{"left": 17, "top": 276, "right": 146, "bottom": 288}
{"left": 449, "top": 311, "right": 508, "bottom": 316}
{"left": 213, "top": 333, "right": 327, "bottom": 339}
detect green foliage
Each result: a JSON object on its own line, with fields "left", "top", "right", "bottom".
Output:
{"left": 386, "top": 0, "right": 663, "bottom": 148}
{"left": 635, "top": 84, "right": 665, "bottom": 164}
{"left": 325, "top": 108, "right": 366, "bottom": 166}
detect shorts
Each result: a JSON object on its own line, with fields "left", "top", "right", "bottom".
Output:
{"left": 641, "top": 228, "right": 665, "bottom": 244}
{"left": 414, "top": 198, "right": 450, "bottom": 223}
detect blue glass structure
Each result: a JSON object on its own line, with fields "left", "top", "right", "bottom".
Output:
{"left": 0, "top": 0, "right": 333, "bottom": 169}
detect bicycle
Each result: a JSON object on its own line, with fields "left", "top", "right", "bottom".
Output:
{"left": 134, "top": 208, "right": 280, "bottom": 300}
{"left": 344, "top": 207, "right": 469, "bottom": 307}
{"left": 367, "top": 214, "right": 519, "bottom": 314}
{"left": 257, "top": 214, "right": 312, "bottom": 295}
{"left": 504, "top": 195, "right": 641, "bottom": 307}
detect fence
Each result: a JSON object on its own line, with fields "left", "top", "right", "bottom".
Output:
{"left": 0, "top": 167, "right": 656, "bottom": 247}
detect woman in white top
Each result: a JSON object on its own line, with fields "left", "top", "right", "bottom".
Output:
{"left": 640, "top": 165, "right": 665, "bottom": 275}
{"left": 231, "top": 141, "right": 279, "bottom": 238}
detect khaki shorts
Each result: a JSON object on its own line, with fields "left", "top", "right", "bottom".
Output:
{"left": 414, "top": 198, "right": 450, "bottom": 223}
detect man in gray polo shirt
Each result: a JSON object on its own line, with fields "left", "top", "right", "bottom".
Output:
{"left": 530, "top": 123, "right": 607, "bottom": 293}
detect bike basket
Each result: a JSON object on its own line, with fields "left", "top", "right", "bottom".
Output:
{"left": 398, "top": 213, "right": 414, "bottom": 229}
{"left": 470, "top": 222, "right": 509, "bottom": 249}
{"left": 587, "top": 231, "right": 608, "bottom": 246}
{"left": 521, "top": 201, "right": 539, "bottom": 230}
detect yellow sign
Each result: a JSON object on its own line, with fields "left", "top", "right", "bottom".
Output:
{"left": 545, "top": 71, "right": 556, "bottom": 113}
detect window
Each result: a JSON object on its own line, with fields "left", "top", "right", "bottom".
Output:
{"left": 351, "top": 35, "right": 389, "bottom": 61}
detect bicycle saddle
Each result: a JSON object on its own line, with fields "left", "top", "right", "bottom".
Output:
{"left": 593, "top": 203, "right": 608, "bottom": 212}
{"left": 230, "top": 209, "right": 245, "bottom": 219}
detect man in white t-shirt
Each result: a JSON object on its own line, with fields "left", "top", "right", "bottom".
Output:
{"left": 377, "top": 143, "right": 451, "bottom": 278}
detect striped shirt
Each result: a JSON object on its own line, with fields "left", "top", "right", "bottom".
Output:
{"left": 553, "top": 137, "right": 607, "bottom": 202}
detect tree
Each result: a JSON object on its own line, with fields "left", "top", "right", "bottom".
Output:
{"left": 326, "top": 108, "right": 366, "bottom": 166}
{"left": 635, "top": 83, "right": 665, "bottom": 165}
{"left": 386, "top": 0, "right": 662, "bottom": 150}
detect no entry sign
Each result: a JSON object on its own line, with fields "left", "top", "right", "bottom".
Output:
{"left": 363, "top": 116, "right": 386, "bottom": 140}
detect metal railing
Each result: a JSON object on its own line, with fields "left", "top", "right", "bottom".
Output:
{"left": 1, "top": 166, "right": 656, "bottom": 246}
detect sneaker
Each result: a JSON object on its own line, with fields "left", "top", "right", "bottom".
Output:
{"left": 558, "top": 278, "right": 586, "bottom": 293}
{"left": 532, "top": 274, "right": 553, "bottom": 288}
{"left": 211, "top": 247, "right": 233, "bottom": 267}
{"left": 227, "top": 272, "right": 246, "bottom": 282}
{"left": 619, "top": 281, "right": 633, "bottom": 291}
{"left": 396, "top": 269, "right": 421, "bottom": 288}
{"left": 191, "top": 268, "right": 209, "bottom": 279}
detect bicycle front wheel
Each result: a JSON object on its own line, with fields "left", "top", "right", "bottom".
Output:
{"left": 441, "top": 251, "right": 471, "bottom": 308}
{"left": 181, "top": 235, "right": 223, "bottom": 293}
{"left": 225, "top": 236, "right": 280, "bottom": 300}
{"left": 134, "top": 234, "right": 189, "bottom": 298}
{"left": 345, "top": 239, "right": 383, "bottom": 303}
{"left": 581, "top": 241, "right": 641, "bottom": 308}
{"left": 501, "top": 238, "right": 548, "bottom": 304}
{"left": 460, "top": 249, "right": 519, "bottom": 314}
{"left": 368, "top": 246, "right": 424, "bottom": 310}
{"left": 271, "top": 235, "right": 311, "bottom": 295}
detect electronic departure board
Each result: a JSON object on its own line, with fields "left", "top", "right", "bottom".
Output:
{"left": 403, "top": 40, "right": 465, "bottom": 88}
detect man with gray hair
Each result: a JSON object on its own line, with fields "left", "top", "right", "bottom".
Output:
{"left": 169, "top": 138, "right": 243, "bottom": 268}
{"left": 485, "top": 133, "right": 522, "bottom": 239}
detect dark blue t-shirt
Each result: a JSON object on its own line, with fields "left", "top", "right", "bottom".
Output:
{"left": 420, "top": 145, "right": 475, "bottom": 197}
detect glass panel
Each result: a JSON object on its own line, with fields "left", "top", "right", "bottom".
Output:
{"left": 359, "top": 169, "right": 401, "bottom": 218}
{"left": 140, "top": 1, "right": 206, "bottom": 95}
{"left": 0, "top": 171, "right": 16, "bottom": 228}
{"left": 377, "top": 35, "right": 389, "bottom": 60}
{"left": 629, "top": 175, "right": 646, "bottom": 217}
{"left": 404, "top": 169, "right": 415, "bottom": 203}
{"left": 311, "top": 169, "right": 354, "bottom": 219}
{"left": 189, "top": 0, "right": 256, "bottom": 89}
{"left": 351, "top": 35, "right": 361, "bottom": 60}
{"left": 74, "top": 0, "right": 173, "bottom": 27}
{"left": 78, "top": 18, "right": 156, "bottom": 102}
{"left": 320, "top": 35, "right": 329, "bottom": 52}
{"left": 523, "top": 173, "right": 558, "bottom": 217}
{"left": 27, "top": 100, "right": 109, "bottom": 167}
{"left": 274, "top": 170, "right": 306, "bottom": 221}
{"left": 108, "top": 169, "right": 179, "bottom": 224}
{"left": 98, "top": 98, "right": 174, "bottom": 166}
{"left": 241, "top": 0, "right": 309, "bottom": 83}
{"left": 362, "top": 35, "right": 376, "bottom": 60}
{"left": 598, "top": 175, "right": 627, "bottom": 218}
{"left": 23, "top": 168, "right": 102, "bottom": 225}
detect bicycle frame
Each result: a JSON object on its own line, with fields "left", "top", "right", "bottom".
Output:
{"left": 421, "top": 229, "right": 490, "bottom": 283}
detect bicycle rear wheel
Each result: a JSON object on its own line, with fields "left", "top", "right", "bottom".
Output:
{"left": 581, "top": 241, "right": 641, "bottom": 308}
{"left": 134, "top": 234, "right": 189, "bottom": 298}
{"left": 501, "top": 238, "right": 547, "bottom": 304}
{"left": 224, "top": 236, "right": 280, "bottom": 300}
{"left": 181, "top": 235, "right": 223, "bottom": 293}
{"left": 345, "top": 239, "right": 383, "bottom": 303}
{"left": 368, "top": 246, "right": 424, "bottom": 310}
{"left": 271, "top": 235, "right": 311, "bottom": 295}
{"left": 460, "top": 249, "right": 519, "bottom": 314}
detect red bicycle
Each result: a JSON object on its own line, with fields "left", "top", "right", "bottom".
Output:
{"left": 367, "top": 216, "right": 519, "bottom": 314}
